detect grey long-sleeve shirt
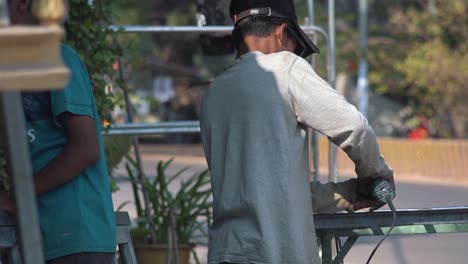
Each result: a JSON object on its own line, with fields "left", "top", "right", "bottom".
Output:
{"left": 200, "top": 51, "right": 392, "bottom": 264}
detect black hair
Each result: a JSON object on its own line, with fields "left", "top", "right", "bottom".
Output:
{"left": 232, "top": 16, "right": 294, "bottom": 52}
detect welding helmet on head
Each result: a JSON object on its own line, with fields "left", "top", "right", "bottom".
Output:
{"left": 229, "top": 0, "right": 320, "bottom": 58}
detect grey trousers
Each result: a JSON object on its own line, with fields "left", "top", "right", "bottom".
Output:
{"left": 46, "top": 252, "right": 115, "bottom": 264}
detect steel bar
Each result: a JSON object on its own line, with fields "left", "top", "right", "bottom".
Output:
{"left": 115, "top": 53, "right": 154, "bottom": 242}
{"left": 327, "top": 0, "right": 338, "bottom": 184}
{"left": 104, "top": 127, "right": 200, "bottom": 137}
{"left": 327, "top": 1, "right": 337, "bottom": 90}
{"left": 357, "top": 0, "right": 369, "bottom": 117}
{"left": 105, "top": 127, "right": 201, "bottom": 136}
{"left": 0, "top": 92, "right": 44, "bottom": 264}
{"left": 111, "top": 25, "right": 328, "bottom": 39}
{"left": 306, "top": 0, "right": 320, "bottom": 183}
{"left": 110, "top": 121, "right": 200, "bottom": 129}
{"left": 332, "top": 236, "right": 358, "bottom": 264}
{"left": 104, "top": 121, "right": 200, "bottom": 136}
{"left": 314, "top": 207, "right": 468, "bottom": 230}
{"left": 0, "top": 0, "right": 9, "bottom": 26}
{"left": 311, "top": 131, "right": 319, "bottom": 181}
{"left": 326, "top": 223, "right": 468, "bottom": 237}
{"left": 316, "top": 207, "right": 468, "bottom": 263}
{"left": 320, "top": 234, "right": 334, "bottom": 264}
{"left": 307, "top": 0, "right": 314, "bottom": 25}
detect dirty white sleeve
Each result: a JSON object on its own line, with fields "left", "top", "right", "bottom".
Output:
{"left": 288, "top": 58, "right": 393, "bottom": 179}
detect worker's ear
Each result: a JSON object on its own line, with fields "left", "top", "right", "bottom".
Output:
{"left": 274, "top": 23, "right": 289, "bottom": 46}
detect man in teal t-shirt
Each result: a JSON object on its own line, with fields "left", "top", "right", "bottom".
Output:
{"left": 0, "top": 1, "right": 116, "bottom": 263}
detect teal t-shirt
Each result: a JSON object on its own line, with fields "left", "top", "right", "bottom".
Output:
{"left": 22, "top": 44, "right": 116, "bottom": 260}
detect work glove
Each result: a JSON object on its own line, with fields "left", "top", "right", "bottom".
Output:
{"left": 351, "top": 177, "right": 386, "bottom": 212}
{"left": 311, "top": 176, "right": 395, "bottom": 214}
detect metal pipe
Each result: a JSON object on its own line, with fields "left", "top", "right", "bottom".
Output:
{"left": 0, "top": 0, "right": 10, "bottom": 26}
{"left": 307, "top": 0, "right": 314, "bottom": 25}
{"left": 327, "top": 0, "right": 338, "bottom": 183}
{"left": 306, "top": 0, "right": 320, "bottom": 183}
{"left": 104, "top": 121, "right": 201, "bottom": 136}
{"left": 327, "top": 1, "right": 336, "bottom": 87}
{"left": 104, "top": 127, "right": 201, "bottom": 137}
{"left": 315, "top": 206, "right": 468, "bottom": 230}
{"left": 111, "top": 25, "right": 329, "bottom": 39}
{"left": 110, "top": 121, "right": 200, "bottom": 129}
{"left": 357, "top": 0, "right": 369, "bottom": 117}
{"left": 115, "top": 52, "right": 154, "bottom": 240}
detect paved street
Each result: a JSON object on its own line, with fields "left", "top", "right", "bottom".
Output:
{"left": 112, "top": 144, "right": 468, "bottom": 264}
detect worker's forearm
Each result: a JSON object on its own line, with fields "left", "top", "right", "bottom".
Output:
{"left": 34, "top": 142, "right": 99, "bottom": 195}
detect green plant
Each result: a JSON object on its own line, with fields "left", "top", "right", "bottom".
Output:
{"left": 367, "top": 0, "right": 468, "bottom": 138}
{"left": 65, "top": 0, "right": 124, "bottom": 124}
{"left": 123, "top": 157, "right": 212, "bottom": 256}
{"left": 65, "top": 1, "right": 135, "bottom": 192}
{"left": 104, "top": 136, "right": 133, "bottom": 192}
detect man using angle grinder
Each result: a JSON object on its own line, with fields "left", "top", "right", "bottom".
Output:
{"left": 200, "top": 0, "right": 395, "bottom": 263}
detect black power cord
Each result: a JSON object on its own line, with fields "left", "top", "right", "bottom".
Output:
{"left": 365, "top": 197, "right": 397, "bottom": 264}
{"left": 365, "top": 179, "right": 397, "bottom": 264}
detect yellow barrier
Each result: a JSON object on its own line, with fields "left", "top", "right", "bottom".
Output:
{"left": 314, "top": 137, "right": 468, "bottom": 183}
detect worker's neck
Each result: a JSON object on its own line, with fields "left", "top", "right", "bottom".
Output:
{"left": 238, "top": 35, "right": 282, "bottom": 57}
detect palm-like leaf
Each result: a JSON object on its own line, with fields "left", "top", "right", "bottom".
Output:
{"left": 125, "top": 157, "right": 212, "bottom": 246}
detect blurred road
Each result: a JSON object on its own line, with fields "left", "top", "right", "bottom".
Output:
{"left": 112, "top": 144, "right": 468, "bottom": 264}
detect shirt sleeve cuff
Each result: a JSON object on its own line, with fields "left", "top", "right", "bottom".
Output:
{"left": 54, "top": 100, "right": 94, "bottom": 118}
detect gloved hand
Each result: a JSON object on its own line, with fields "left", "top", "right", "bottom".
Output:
{"left": 352, "top": 164, "right": 395, "bottom": 209}
{"left": 310, "top": 176, "right": 395, "bottom": 214}
{"left": 351, "top": 177, "right": 386, "bottom": 212}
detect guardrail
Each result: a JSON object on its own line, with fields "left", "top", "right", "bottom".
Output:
{"left": 314, "top": 136, "right": 468, "bottom": 182}
{"left": 104, "top": 121, "right": 201, "bottom": 136}
{"left": 111, "top": 25, "right": 329, "bottom": 39}
{"left": 103, "top": 122, "right": 468, "bottom": 182}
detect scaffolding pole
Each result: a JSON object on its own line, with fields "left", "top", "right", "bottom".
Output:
{"left": 306, "top": 0, "right": 320, "bottom": 183}
{"left": 357, "top": 0, "right": 369, "bottom": 117}
{"left": 327, "top": 0, "right": 338, "bottom": 183}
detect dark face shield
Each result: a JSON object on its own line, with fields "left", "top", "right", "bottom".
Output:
{"left": 286, "top": 26, "right": 308, "bottom": 58}
{"left": 286, "top": 22, "right": 320, "bottom": 58}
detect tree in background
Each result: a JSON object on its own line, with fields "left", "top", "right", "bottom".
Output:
{"left": 111, "top": 0, "right": 467, "bottom": 138}
{"left": 65, "top": 0, "right": 132, "bottom": 184}
{"left": 65, "top": 0, "right": 124, "bottom": 124}
{"left": 368, "top": 0, "right": 467, "bottom": 138}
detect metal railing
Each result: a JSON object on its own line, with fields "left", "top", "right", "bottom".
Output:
{"left": 108, "top": 2, "right": 468, "bottom": 264}
{"left": 111, "top": 25, "right": 328, "bottom": 40}
{"left": 112, "top": 19, "right": 337, "bottom": 181}
{"left": 104, "top": 121, "right": 201, "bottom": 136}
{"left": 315, "top": 206, "right": 468, "bottom": 263}
{"left": 110, "top": 2, "right": 341, "bottom": 262}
